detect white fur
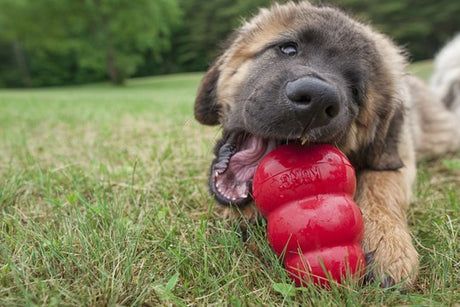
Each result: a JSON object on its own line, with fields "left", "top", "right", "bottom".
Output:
{"left": 430, "top": 34, "right": 460, "bottom": 114}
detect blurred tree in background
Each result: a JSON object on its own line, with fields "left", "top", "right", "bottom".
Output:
{"left": 0, "top": 0, "right": 180, "bottom": 86}
{"left": 0, "top": 0, "right": 459, "bottom": 87}
{"left": 331, "top": 0, "right": 460, "bottom": 61}
{"left": 167, "top": 0, "right": 278, "bottom": 72}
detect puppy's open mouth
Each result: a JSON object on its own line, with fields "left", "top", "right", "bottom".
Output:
{"left": 209, "top": 125, "right": 349, "bottom": 206}
{"left": 210, "top": 132, "right": 277, "bottom": 206}
{"left": 210, "top": 132, "right": 304, "bottom": 206}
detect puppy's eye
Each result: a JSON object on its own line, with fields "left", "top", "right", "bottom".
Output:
{"left": 351, "top": 87, "right": 359, "bottom": 97}
{"left": 350, "top": 86, "right": 364, "bottom": 105}
{"left": 279, "top": 43, "right": 298, "bottom": 56}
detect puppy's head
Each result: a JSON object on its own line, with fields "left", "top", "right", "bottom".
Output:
{"left": 195, "top": 1, "right": 406, "bottom": 206}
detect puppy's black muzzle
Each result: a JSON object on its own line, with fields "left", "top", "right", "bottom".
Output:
{"left": 286, "top": 77, "right": 341, "bottom": 128}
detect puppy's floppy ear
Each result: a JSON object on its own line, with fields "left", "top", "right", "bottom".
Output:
{"left": 366, "top": 106, "right": 404, "bottom": 170}
{"left": 194, "top": 60, "right": 222, "bottom": 126}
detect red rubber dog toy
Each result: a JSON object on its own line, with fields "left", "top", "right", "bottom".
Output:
{"left": 252, "top": 144, "right": 365, "bottom": 287}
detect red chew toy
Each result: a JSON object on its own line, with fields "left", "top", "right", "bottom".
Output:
{"left": 252, "top": 144, "right": 365, "bottom": 287}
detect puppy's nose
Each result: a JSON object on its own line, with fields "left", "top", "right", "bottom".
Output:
{"left": 286, "top": 77, "right": 340, "bottom": 125}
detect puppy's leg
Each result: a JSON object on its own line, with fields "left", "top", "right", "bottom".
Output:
{"left": 217, "top": 202, "right": 262, "bottom": 225}
{"left": 356, "top": 166, "right": 419, "bottom": 287}
{"left": 216, "top": 202, "right": 263, "bottom": 241}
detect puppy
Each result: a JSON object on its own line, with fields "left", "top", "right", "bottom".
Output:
{"left": 194, "top": 1, "right": 460, "bottom": 287}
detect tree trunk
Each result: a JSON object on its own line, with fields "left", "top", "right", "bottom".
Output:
{"left": 94, "top": 0, "right": 123, "bottom": 85}
{"left": 11, "top": 41, "right": 31, "bottom": 87}
{"left": 106, "top": 48, "right": 122, "bottom": 84}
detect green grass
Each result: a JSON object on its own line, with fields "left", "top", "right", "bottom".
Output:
{"left": 408, "top": 60, "right": 434, "bottom": 81}
{"left": 1, "top": 67, "right": 459, "bottom": 306}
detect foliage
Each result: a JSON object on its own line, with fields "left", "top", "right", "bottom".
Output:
{"left": 172, "top": 0, "right": 460, "bottom": 73}
{"left": 0, "top": 0, "right": 459, "bottom": 87}
{"left": 331, "top": 0, "right": 460, "bottom": 61}
{"left": 168, "top": 0, "right": 279, "bottom": 72}
{"left": 0, "top": 0, "right": 181, "bottom": 86}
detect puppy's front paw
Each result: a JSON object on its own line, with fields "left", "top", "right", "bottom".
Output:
{"left": 363, "top": 223, "right": 419, "bottom": 288}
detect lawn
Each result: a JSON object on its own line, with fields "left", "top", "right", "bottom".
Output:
{"left": 0, "top": 68, "right": 459, "bottom": 306}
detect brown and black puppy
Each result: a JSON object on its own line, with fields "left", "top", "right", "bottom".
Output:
{"left": 194, "top": 1, "right": 460, "bottom": 287}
